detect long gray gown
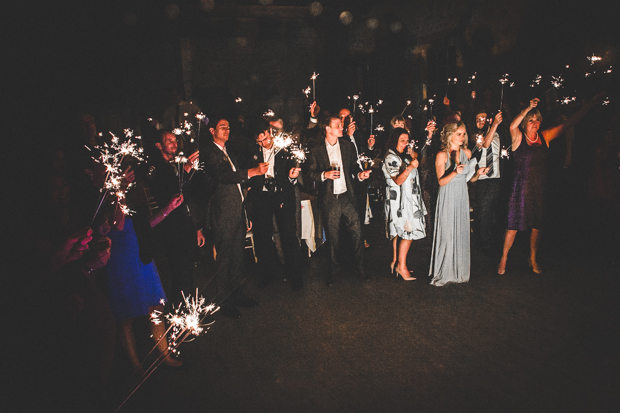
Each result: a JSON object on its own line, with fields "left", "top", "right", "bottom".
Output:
{"left": 429, "top": 149, "right": 476, "bottom": 286}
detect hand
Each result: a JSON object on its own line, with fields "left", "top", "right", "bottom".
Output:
{"left": 409, "top": 158, "right": 419, "bottom": 169}
{"left": 493, "top": 111, "right": 503, "bottom": 125}
{"left": 477, "top": 167, "right": 489, "bottom": 176}
{"left": 52, "top": 227, "right": 93, "bottom": 271}
{"left": 443, "top": 96, "right": 450, "bottom": 106}
{"left": 358, "top": 170, "right": 371, "bottom": 180}
{"left": 84, "top": 236, "right": 112, "bottom": 272}
{"left": 96, "top": 217, "right": 111, "bottom": 236}
{"left": 347, "top": 121, "right": 356, "bottom": 137}
{"left": 249, "top": 162, "right": 269, "bottom": 177}
{"left": 367, "top": 135, "right": 375, "bottom": 150}
{"left": 455, "top": 164, "right": 465, "bottom": 174}
{"left": 426, "top": 120, "right": 436, "bottom": 135}
{"left": 197, "top": 229, "right": 205, "bottom": 248}
{"left": 289, "top": 167, "right": 301, "bottom": 179}
{"left": 165, "top": 193, "right": 184, "bottom": 215}
{"left": 184, "top": 151, "right": 199, "bottom": 173}
{"left": 122, "top": 165, "right": 135, "bottom": 185}
{"left": 529, "top": 98, "right": 540, "bottom": 109}
{"left": 310, "top": 101, "right": 320, "bottom": 117}
{"left": 324, "top": 170, "right": 340, "bottom": 180}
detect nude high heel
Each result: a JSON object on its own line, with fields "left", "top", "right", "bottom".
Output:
{"left": 390, "top": 261, "right": 397, "bottom": 274}
{"left": 396, "top": 269, "right": 416, "bottom": 281}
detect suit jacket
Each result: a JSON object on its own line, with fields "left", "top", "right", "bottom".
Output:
{"left": 307, "top": 138, "right": 361, "bottom": 207}
{"left": 202, "top": 140, "right": 249, "bottom": 231}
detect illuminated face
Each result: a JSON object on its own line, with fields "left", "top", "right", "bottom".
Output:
{"left": 393, "top": 120, "right": 405, "bottom": 129}
{"left": 326, "top": 118, "right": 343, "bottom": 138}
{"left": 256, "top": 129, "right": 274, "bottom": 150}
{"left": 158, "top": 132, "right": 178, "bottom": 157}
{"left": 211, "top": 119, "right": 230, "bottom": 143}
{"left": 475, "top": 113, "right": 487, "bottom": 130}
{"left": 450, "top": 125, "right": 467, "bottom": 147}
{"left": 396, "top": 133, "right": 410, "bottom": 153}
{"left": 525, "top": 116, "right": 541, "bottom": 133}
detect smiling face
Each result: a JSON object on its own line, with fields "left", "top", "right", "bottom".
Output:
{"left": 211, "top": 119, "right": 230, "bottom": 144}
{"left": 525, "top": 115, "right": 541, "bottom": 134}
{"left": 396, "top": 133, "right": 410, "bottom": 153}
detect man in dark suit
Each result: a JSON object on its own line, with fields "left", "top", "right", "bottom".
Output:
{"left": 307, "top": 113, "right": 372, "bottom": 285}
{"left": 247, "top": 120, "right": 304, "bottom": 290}
{"left": 339, "top": 108, "right": 378, "bottom": 248}
{"left": 202, "top": 117, "right": 268, "bottom": 318}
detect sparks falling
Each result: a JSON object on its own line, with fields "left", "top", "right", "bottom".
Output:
{"left": 588, "top": 55, "right": 602, "bottom": 65}
{"left": 530, "top": 74, "right": 542, "bottom": 87}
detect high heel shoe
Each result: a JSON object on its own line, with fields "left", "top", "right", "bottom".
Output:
{"left": 390, "top": 261, "right": 397, "bottom": 274}
{"left": 497, "top": 261, "right": 506, "bottom": 275}
{"left": 395, "top": 269, "right": 416, "bottom": 281}
{"left": 528, "top": 257, "right": 542, "bottom": 274}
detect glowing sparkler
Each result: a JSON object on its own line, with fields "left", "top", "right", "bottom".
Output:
{"left": 559, "top": 96, "right": 577, "bottom": 105}
{"left": 588, "top": 54, "right": 602, "bottom": 65}
{"left": 375, "top": 125, "right": 384, "bottom": 132}
{"left": 263, "top": 109, "right": 276, "bottom": 118}
{"left": 311, "top": 72, "right": 319, "bottom": 101}
{"left": 91, "top": 130, "right": 144, "bottom": 222}
{"left": 428, "top": 98, "right": 435, "bottom": 120}
{"left": 468, "top": 72, "right": 477, "bottom": 89}
{"left": 499, "top": 73, "right": 509, "bottom": 110}
{"left": 501, "top": 147, "right": 510, "bottom": 159}
{"left": 369, "top": 105, "right": 375, "bottom": 133}
{"left": 445, "top": 77, "right": 457, "bottom": 97}
{"left": 530, "top": 74, "right": 542, "bottom": 88}
{"left": 116, "top": 291, "right": 218, "bottom": 412}
{"left": 352, "top": 94, "right": 359, "bottom": 115}
{"left": 401, "top": 100, "right": 412, "bottom": 115}
{"left": 540, "top": 74, "right": 564, "bottom": 98}
{"left": 235, "top": 97, "right": 243, "bottom": 103}
{"left": 289, "top": 145, "right": 307, "bottom": 167}
{"left": 303, "top": 86, "right": 311, "bottom": 98}
{"left": 602, "top": 97, "right": 610, "bottom": 106}
{"left": 605, "top": 66, "right": 612, "bottom": 74}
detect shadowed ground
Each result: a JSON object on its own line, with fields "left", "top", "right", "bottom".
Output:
{"left": 111, "top": 214, "right": 620, "bottom": 413}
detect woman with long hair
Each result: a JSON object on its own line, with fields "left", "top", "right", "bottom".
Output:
{"left": 429, "top": 122, "right": 488, "bottom": 286}
{"left": 382, "top": 128, "right": 426, "bottom": 280}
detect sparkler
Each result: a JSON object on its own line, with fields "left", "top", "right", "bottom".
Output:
{"left": 530, "top": 74, "right": 542, "bottom": 88}
{"left": 116, "top": 291, "right": 218, "bottom": 412}
{"left": 501, "top": 147, "right": 510, "bottom": 159}
{"left": 303, "top": 86, "right": 311, "bottom": 98}
{"left": 289, "top": 144, "right": 307, "bottom": 167}
{"left": 311, "top": 72, "right": 319, "bottom": 101}
{"left": 401, "top": 100, "right": 412, "bottom": 115}
{"left": 195, "top": 112, "right": 206, "bottom": 148}
{"left": 266, "top": 131, "right": 296, "bottom": 162}
{"left": 468, "top": 72, "right": 477, "bottom": 90}
{"left": 369, "top": 105, "right": 375, "bottom": 133}
{"left": 352, "top": 94, "right": 359, "bottom": 115}
{"left": 428, "top": 98, "right": 435, "bottom": 120}
{"left": 539, "top": 74, "right": 564, "bottom": 98}
{"left": 588, "top": 54, "right": 602, "bottom": 65}
{"left": 559, "top": 96, "right": 577, "bottom": 105}
{"left": 605, "top": 66, "right": 612, "bottom": 74}
{"left": 235, "top": 97, "right": 243, "bottom": 103}
{"left": 91, "top": 130, "right": 144, "bottom": 222}
{"left": 499, "top": 73, "right": 509, "bottom": 111}
{"left": 375, "top": 125, "right": 384, "bottom": 132}
{"left": 445, "top": 77, "right": 457, "bottom": 97}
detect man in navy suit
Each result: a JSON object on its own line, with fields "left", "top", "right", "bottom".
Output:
{"left": 202, "top": 117, "right": 268, "bottom": 318}
{"left": 307, "top": 114, "right": 371, "bottom": 285}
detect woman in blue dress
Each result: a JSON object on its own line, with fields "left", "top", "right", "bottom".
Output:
{"left": 382, "top": 128, "right": 426, "bottom": 280}
{"left": 106, "top": 170, "right": 186, "bottom": 373}
{"left": 429, "top": 122, "right": 488, "bottom": 286}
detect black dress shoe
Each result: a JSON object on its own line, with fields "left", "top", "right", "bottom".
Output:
{"left": 233, "top": 295, "right": 259, "bottom": 308}
{"left": 219, "top": 305, "right": 242, "bottom": 319}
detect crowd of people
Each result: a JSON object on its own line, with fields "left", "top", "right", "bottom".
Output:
{"left": 22, "top": 85, "right": 618, "bottom": 411}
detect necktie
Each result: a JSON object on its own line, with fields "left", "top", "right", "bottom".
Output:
{"left": 486, "top": 146, "right": 494, "bottom": 178}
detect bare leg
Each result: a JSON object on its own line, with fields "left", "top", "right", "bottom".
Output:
{"left": 118, "top": 318, "right": 144, "bottom": 374}
{"left": 498, "top": 230, "right": 517, "bottom": 274}
{"left": 390, "top": 237, "right": 398, "bottom": 273}
{"left": 396, "top": 239, "right": 415, "bottom": 280}
{"left": 529, "top": 228, "right": 542, "bottom": 273}
{"left": 149, "top": 305, "right": 183, "bottom": 367}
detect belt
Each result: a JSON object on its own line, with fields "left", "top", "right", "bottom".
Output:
{"left": 333, "top": 191, "right": 350, "bottom": 199}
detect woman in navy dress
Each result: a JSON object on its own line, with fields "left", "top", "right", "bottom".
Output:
{"left": 498, "top": 95, "right": 605, "bottom": 274}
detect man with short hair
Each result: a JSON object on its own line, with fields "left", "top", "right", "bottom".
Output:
{"left": 307, "top": 114, "right": 371, "bottom": 285}
{"left": 202, "top": 117, "right": 268, "bottom": 318}
{"left": 148, "top": 130, "right": 203, "bottom": 305}
{"left": 247, "top": 119, "right": 303, "bottom": 290}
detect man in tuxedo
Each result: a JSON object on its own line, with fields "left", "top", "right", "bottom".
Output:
{"left": 202, "top": 117, "right": 268, "bottom": 318}
{"left": 307, "top": 113, "right": 372, "bottom": 285}
{"left": 247, "top": 120, "right": 304, "bottom": 290}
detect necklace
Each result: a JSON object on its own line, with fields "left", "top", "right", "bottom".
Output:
{"left": 525, "top": 132, "right": 539, "bottom": 144}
